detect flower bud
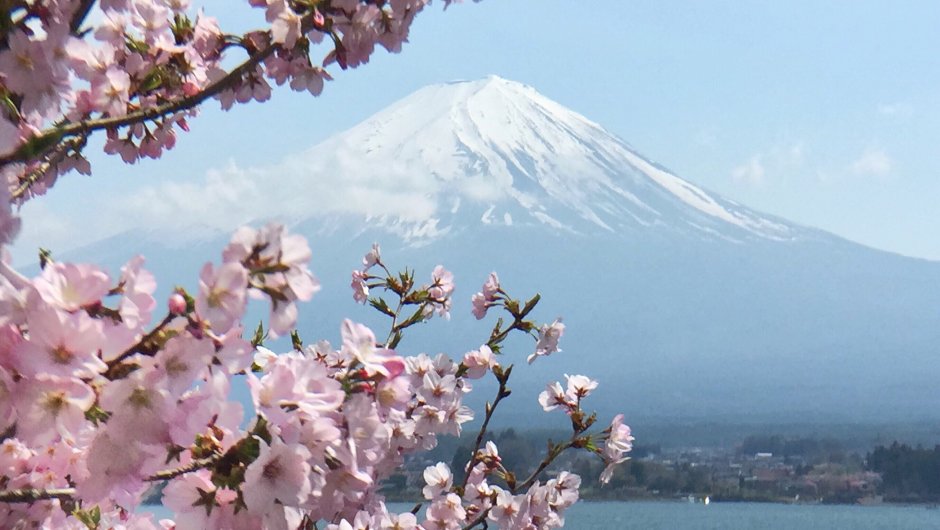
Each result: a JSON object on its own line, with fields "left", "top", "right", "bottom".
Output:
{"left": 168, "top": 292, "right": 187, "bottom": 315}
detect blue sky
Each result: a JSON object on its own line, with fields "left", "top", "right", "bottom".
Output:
{"left": 11, "top": 0, "right": 940, "bottom": 261}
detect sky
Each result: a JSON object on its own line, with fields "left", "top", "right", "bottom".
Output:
{"left": 10, "top": 0, "right": 940, "bottom": 262}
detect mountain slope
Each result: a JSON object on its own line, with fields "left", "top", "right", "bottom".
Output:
{"left": 53, "top": 76, "right": 940, "bottom": 427}
{"left": 289, "top": 76, "right": 810, "bottom": 243}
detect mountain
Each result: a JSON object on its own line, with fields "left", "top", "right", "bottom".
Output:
{"left": 55, "top": 76, "right": 940, "bottom": 429}
{"left": 290, "top": 75, "right": 809, "bottom": 244}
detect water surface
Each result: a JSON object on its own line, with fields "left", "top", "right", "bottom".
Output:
{"left": 142, "top": 500, "right": 940, "bottom": 529}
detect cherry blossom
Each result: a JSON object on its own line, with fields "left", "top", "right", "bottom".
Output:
{"left": 196, "top": 261, "right": 249, "bottom": 333}
{"left": 242, "top": 438, "right": 312, "bottom": 514}
{"left": 423, "top": 462, "right": 454, "bottom": 499}
{"left": 0, "top": 0, "right": 636, "bottom": 519}
{"left": 599, "top": 414, "right": 635, "bottom": 485}
{"left": 528, "top": 318, "right": 565, "bottom": 364}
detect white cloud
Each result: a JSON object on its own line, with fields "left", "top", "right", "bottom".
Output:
{"left": 849, "top": 148, "right": 892, "bottom": 177}
{"left": 10, "top": 202, "right": 111, "bottom": 264}
{"left": 731, "top": 156, "right": 766, "bottom": 186}
{"left": 693, "top": 127, "right": 719, "bottom": 149}
{"left": 106, "top": 152, "right": 445, "bottom": 244}
{"left": 776, "top": 142, "right": 805, "bottom": 167}
{"left": 877, "top": 102, "right": 914, "bottom": 117}
{"left": 12, "top": 133, "right": 507, "bottom": 259}
{"left": 731, "top": 142, "right": 805, "bottom": 187}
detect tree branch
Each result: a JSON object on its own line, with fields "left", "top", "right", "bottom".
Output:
{"left": 104, "top": 312, "right": 176, "bottom": 378}
{"left": 146, "top": 455, "right": 221, "bottom": 482}
{"left": 0, "top": 455, "right": 221, "bottom": 503}
{"left": 12, "top": 133, "right": 88, "bottom": 200}
{"left": 69, "top": 0, "right": 97, "bottom": 35}
{"left": 0, "top": 488, "right": 75, "bottom": 503}
{"left": 5, "top": 42, "right": 277, "bottom": 197}
{"left": 458, "top": 365, "right": 512, "bottom": 491}
{"left": 514, "top": 439, "right": 576, "bottom": 494}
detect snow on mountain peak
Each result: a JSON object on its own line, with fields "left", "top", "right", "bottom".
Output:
{"left": 293, "top": 76, "right": 805, "bottom": 243}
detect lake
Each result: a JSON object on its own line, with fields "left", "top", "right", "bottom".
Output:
{"left": 141, "top": 501, "right": 940, "bottom": 529}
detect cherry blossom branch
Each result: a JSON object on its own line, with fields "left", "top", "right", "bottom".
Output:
{"left": 461, "top": 507, "right": 492, "bottom": 530}
{"left": 485, "top": 293, "right": 539, "bottom": 352}
{"left": 0, "top": 487, "right": 75, "bottom": 503}
{"left": 383, "top": 296, "right": 407, "bottom": 348}
{"left": 69, "top": 0, "right": 98, "bottom": 34}
{"left": 104, "top": 312, "right": 177, "bottom": 378}
{"left": 458, "top": 364, "right": 512, "bottom": 491}
{"left": 0, "top": 455, "right": 221, "bottom": 504}
{"left": 513, "top": 438, "right": 577, "bottom": 494}
{"left": 458, "top": 436, "right": 582, "bottom": 530}
{"left": 146, "top": 455, "right": 221, "bottom": 482}
{"left": 13, "top": 133, "right": 89, "bottom": 200}
{"left": 5, "top": 44, "right": 274, "bottom": 190}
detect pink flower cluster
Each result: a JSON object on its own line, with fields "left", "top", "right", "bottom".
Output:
{"left": 0, "top": 225, "right": 634, "bottom": 529}
{"left": 419, "top": 449, "right": 583, "bottom": 530}
{"left": 351, "top": 243, "right": 456, "bottom": 325}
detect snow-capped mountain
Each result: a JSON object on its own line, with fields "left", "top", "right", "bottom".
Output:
{"left": 56, "top": 76, "right": 940, "bottom": 429}
{"left": 289, "top": 75, "right": 806, "bottom": 244}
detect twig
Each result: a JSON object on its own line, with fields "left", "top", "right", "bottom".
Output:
{"left": 0, "top": 455, "right": 221, "bottom": 504}
{"left": 69, "top": 0, "right": 97, "bottom": 35}
{"left": 513, "top": 439, "right": 576, "bottom": 494}
{"left": 0, "top": 488, "right": 75, "bottom": 503}
{"left": 458, "top": 365, "right": 513, "bottom": 491}
{"left": 146, "top": 455, "right": 220, "bottom": 482}
{"left": 104, "top": 313, "right": 176, "bottom": 378}
{"left": 13, "top": 133, "right": 88, "bottom": 201}
{"left": 461, "top": 508, "right": 491, "bottom": 530}
{"left": 5, "top": 43, "right": 272, "bottom": 187}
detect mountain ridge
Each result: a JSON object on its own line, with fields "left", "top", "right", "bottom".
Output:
{"left": 39, "top": 76, "right": 940, "bottom": 425}
{"left": 284, "top": 75, "right": 818, "bottom": 245}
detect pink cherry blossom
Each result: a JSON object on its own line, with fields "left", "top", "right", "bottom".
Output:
{"left": 351, "top": 269, "right": 369, "bottom": 303}
{"left": 422, "top": 462, "right": 453, "bottom": 499}
{"left": 152, "top": 334, "right": 214, "bottom": 396}
{"left": 528, "top": 318, "right": 565, "bottom": 364}
{"left": 362, "top": 243, "right": 381, "bottom": 269}
{"left": 91, "top": 67, "right": 132, "bottom": 116}
{"left": 341, "top": 319, "right": 397, "bottom": 376}
{"left": 33, "top": 262, "right": 111, "bottom": 312}
{"left": 14, "top": 306, "right": 106, "bottom": 378}
{"left": 564, "top": 374, "right": 598, "bottom": 402}
{"left": 242, "top": 438, "right": 312, "bottom": 514}
{"left": 13, "top": 375, "right": 94, "bottom": 445}
{"left": 538, "top": 381, "right": 568, "bottom": 413}
{"left": 117, "top": 255, "right": 157, "bottom": 329}
{"left": 599, "top": 414, "right": 634, "bottom": 485}
{"left": 462, "top": 345, "right": 496, "bottom": 379}
{"left": 98, "top": 368, "right": 172, "bottom": 444}
{"left": 196, "top": 261, "right": 248, "bottom": 333}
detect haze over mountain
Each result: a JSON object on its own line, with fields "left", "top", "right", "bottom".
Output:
{"left": 59, "top": 76, "right": 940, "bottom": 427}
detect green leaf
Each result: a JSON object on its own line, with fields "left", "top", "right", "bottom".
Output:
{"left": 251, "top": 321, "right": 265, "bottom": 347}
{"left": 139, "top": 69, "right": 164, "bottom": 92}
{"left": 16, "top": 128, "right": 65, "bottom": 160}
{"left": 72, "top": 505, "right": 101, "bottom": 529}
{"left": 84, "top": 405, "right": 111, "bottom": 425}
{"left": 369, "top": 297, "right": 396, "bottom": 317}
{"left": 174, "top": 287, "right": 196, "bottom": 313}
{"left": 38, "top": 248, "right": 53, "bottom": 270}
{"left": 521, "top": 293, "right": 541, "bottom": 317}
{"left": 290, "top": 330, "right": 303, "bottom": 351}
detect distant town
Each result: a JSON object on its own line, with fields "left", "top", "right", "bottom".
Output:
{"left": 380, "top": 430, "right": 940, "bottom": 506}
{"left": 141, "top": 428, "right": 940, "bottom": 508}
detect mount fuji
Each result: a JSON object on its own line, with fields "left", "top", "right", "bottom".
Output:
{"left": 286, "top": 75, "right": 808, "bottom": 244}
{"left": 61, "top": 76, "right": 940, "bottom": 428}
